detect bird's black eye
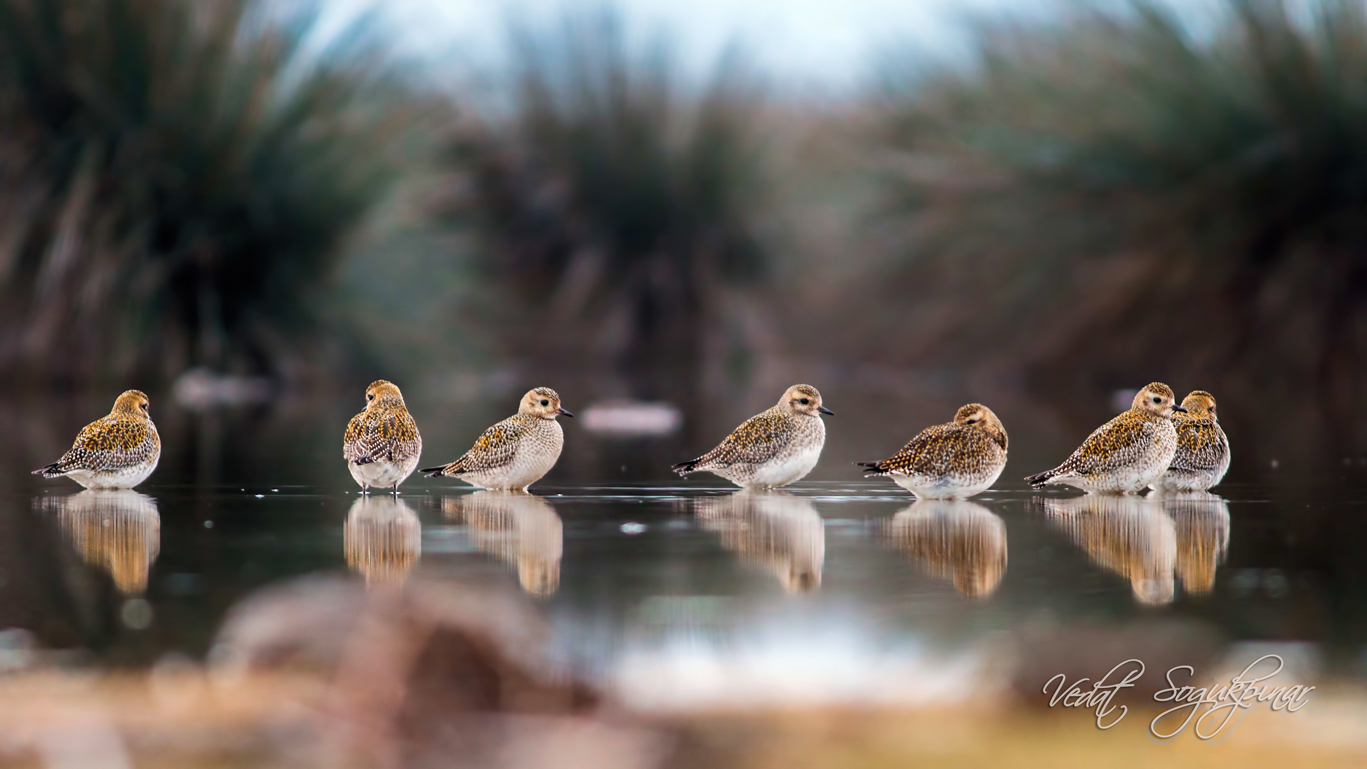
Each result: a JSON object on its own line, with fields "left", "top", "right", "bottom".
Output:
{"left": 1153, "top": 396, "right": 1161, "bottom": 403}
{"left": 540, "top": 399, "right": 549, "bottom": 406}
{"left": 799, "top": 398, "right": 810, "bottom": 405}
{"left": 966, "top": 418, "right": 977, "bottom": 424}
{"left": 367, "top": 394, "right": 374, "bottom": 401}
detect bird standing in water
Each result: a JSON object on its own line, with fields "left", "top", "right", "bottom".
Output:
{"left": 33, "top": 390, "right": 160, "bottom": 489}
{"left": 673, "top": 384, "right": 833, "bottom": 489}
{"left": 422, "top": 387, "right": 571, "bottom": 491}
{"left": 343, "top": 380, "right": 423, "bottom": 494}
{"left": 1026, "top": 382, "right": 1184, "bottom": 494}
{"left": 858, "top": 403, "right": 1008, "bottom": 499}
{"left": 1151, "top": 390, "right": 1230, "bottom": 493}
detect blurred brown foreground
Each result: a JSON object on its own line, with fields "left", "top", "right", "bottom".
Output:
{"left": 1, "top": 574, "right": 1365, "bottom": 769}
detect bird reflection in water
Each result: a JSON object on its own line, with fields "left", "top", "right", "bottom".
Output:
{"left": 441, "top": 491, "right": 563, "bottom": 596}
{"left": 345, "top": 496, "right": 421, "bottom": 587}
{"left": 45, "top": 490, "right": 160, "bottom": 595}
{"left": 885, "top": 500, "right": 1007, "bottom": 597}
{"left": 1154, "top": 490, "right": 1231, "bottom": 596}
{"left": 1039, "top": 495, "right": 1177, "bottom": 605}
{"left": 693, "top": 489, "right": 825, "bottom": 593}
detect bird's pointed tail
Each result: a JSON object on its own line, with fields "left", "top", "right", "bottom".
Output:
{"left": 32, "top": 462, "right": 68, "bottom": 478}
{"left": 671, "top": 459, "right": 700, "bottom": 475}
{"left": 855, "top": 461, "right": 889, "bottom": 478}
{"left": 1025, "top": 469, "right": 1058, "bottom": 489}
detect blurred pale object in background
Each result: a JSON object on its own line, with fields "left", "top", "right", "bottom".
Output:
{"left": 172, "top": 368, "right": 273, "bottom": 410}
{"left": 581, "top": 401, "right": 683, "bottom": 437}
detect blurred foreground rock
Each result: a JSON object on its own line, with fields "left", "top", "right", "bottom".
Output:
{"left": 0, "top": 575, "right": 667, "bottom": 769}
{"left": 211, "top": 575, "right": 662, "bottom": 769}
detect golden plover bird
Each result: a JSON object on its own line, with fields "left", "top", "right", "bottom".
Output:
{"left": 421, "top": 387, "right": 571, "bottom": 491}
{"left": 672, "top": 384, "right": 833, "bottom": 488}
{"left": 33, "top": 390, "right": 160, "bottom": 489}
{"left": 858, "top": 403, "right": 1008, "bottom": 499}
{"left": 1151, "top": 390, "right": 1230, "bottom": 492}
{"left": 343, "top": 380, "right": 423, "bottom": 494}
{"left": 885, "top": 500, "right": 1007, "bottom": 597}
{"left": 1025, "top": 382, "right": 1185, "bottom": 494}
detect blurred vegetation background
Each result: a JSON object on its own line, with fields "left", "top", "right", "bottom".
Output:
{"left": 0, "top": 0, "right": 1363, "bottom": 448}
{"left": 0, "top": 0, "right": 420, "bottom": 385}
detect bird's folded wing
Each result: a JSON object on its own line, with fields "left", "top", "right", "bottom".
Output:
{"left": 345, "top": 412, "right": 420, "bottom": 463}
{"left": 877, "top": 424, "right": 957, "bottom": 475}
{"left": 448, "top": 417, "right": 526, "bottom": 473}
{"left": 1059, "top": 416, "right": 1148, "bottom": 475}
{"left": 694, "top": 412, "right": 792, "bottom": 468}
{"left": 1170, "top": 421, "right": 1223, "bottom": 471}
{"left": 66, "top": 418, "right": 154, "bottom": 471}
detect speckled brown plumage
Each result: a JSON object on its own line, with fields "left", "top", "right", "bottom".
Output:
{"left": 422, "top": 387, "right": 569, "bottom": 491}
{"left": 33, "top": 390, "right": 161, "bottom": 489}
{"left": 343, "top": 381, "right": 423, "bottom": 492}
{"left": 1153, "top": 391, "right": 1230, "bottom": 492}
{"left": 859, "top": 404, "right": 1008, "bottom": 499}
{"left": 1026, "top": 382, "right": 1182, "bottom": 494}
{"left": 673, "top": 384, "right": 831, "bottom": 489}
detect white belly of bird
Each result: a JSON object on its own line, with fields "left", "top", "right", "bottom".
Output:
{"left": 743, "top": 445, "right": 823, "bottom": 489}
{"left": 893, "top": 463, "right": 1004, "bottom": 500}
{"left": 68, "top": 459, "right": 159, "bottom": 490}
{"left": 350, "top": 455, "right": 420, "bottom": 490}
{"left": 462, "top": 434, "right": 563, "bottom": 491}
{"left": 1153, "top": 457, "right": 1230, "bottom": 493}
{"left": 1064, "top": 456, "right": 1170, "bottom": 494}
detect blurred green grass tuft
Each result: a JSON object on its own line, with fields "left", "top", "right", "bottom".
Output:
{"left": 0, "top": 0, "right": 418, "bottom": 383}
{"left": 439, "top": 10, "right": 770, "bottom": 390}
{"left": 871, "top": 0, "right": 1367, "bottom": 404}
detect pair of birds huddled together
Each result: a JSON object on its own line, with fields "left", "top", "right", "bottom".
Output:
{"left": 342, "top": 380, "right": 571, "bottom": 493}
{"left": 31, "top": 381, "right": 1229, "bottom": 499}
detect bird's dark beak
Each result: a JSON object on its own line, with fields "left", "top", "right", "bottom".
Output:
{"left": 818, "top": 406, "right": 835, "bottom": 415}
{"left": 557, "top": 407, "right": 574, "bottom": 417}
{"left": 1171, "top": 405, "right": 1188, "bottom": 413}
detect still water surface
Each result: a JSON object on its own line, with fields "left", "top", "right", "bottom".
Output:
{"left": 4, "top": 479, "right": 1366, "bottom": 705}
{"left": 1, "top": 388, "right": 1365, "bottom": 709}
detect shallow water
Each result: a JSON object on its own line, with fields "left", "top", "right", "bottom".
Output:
{"left": 2, "top": 387, "right": 1366, "bottom": 709}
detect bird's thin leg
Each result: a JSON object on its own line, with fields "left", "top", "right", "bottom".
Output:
{"left": 391, "top": 483, "right": 399, "bottom": 496}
